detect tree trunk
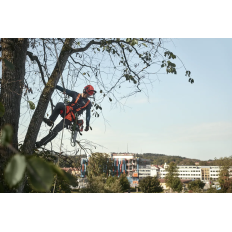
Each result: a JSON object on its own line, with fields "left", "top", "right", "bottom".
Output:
{"left": 21, "top": 39, "right": 74, "bottom": 155}
{"left": 0, "top": 38, "right": 28, "bottom": 157}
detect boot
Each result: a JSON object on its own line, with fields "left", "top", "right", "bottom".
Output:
{"left": 43, "top": 118, "right": 54, "bottom": 127}
{"left": 35, "top": 130, "right": 58, "bottom": 148}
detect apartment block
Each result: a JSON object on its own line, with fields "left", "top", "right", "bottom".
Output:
{"left": 110, "top": 153, "right": 151, "bottom": 187}
{"left": 80, "top": 153, "right": 151, "bottom": 187}
{"left": 160, "top": 163, "right": 232, "bottom": 181}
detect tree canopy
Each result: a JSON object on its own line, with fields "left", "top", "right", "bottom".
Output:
{"left": 164, "top": 162, "right": 183, "bottom": 192}
{"left": 137, "top": 153, "right": 199, "bottom": 165}
{"left": 188, "top": 179, "right": 205, "bottom": 193}
{"left": 139, "top": 176, "right": 163, "bottom": 193}
{"left": 80, "top": 153, "right": 130, "bottom": 193}
{"left": 214, "top": 156, "right": 232, "bottom": 193}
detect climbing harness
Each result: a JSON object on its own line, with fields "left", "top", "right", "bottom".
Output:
{"left": 64, "top": 93, "right": 90, "bottom": 122}
{"left": 57, "top": 93, "right": 90, "bottom": 146}
{"left": 61, "top": 93, "right": 90, "bottom": 146}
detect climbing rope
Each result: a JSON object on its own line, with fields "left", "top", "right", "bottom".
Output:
{"left": 70, "top": 112, "right": 82, "bottom": 147}
{"left": 52, "top": 39, "right": 85, "bottom": 191}
{"left": 70, "top": 112, "right": 78, "bottom": 147}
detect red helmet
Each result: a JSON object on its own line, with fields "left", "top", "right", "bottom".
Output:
{"left": 83, "top": 85, "right": 95, "bottom": 96}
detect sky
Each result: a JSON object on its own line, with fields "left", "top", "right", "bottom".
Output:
{"left": 79, "top": 39, "right": 232, "bottom": 160}
{"left": 16, "top": 39, "right": 232, "bottom": 161}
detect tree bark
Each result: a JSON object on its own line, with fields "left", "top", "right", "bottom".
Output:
{"left": 21, "top": 38, "right": 74, "bottom": 155}
{"left": 0, "top": 38, "right": 28, "bottom": 157}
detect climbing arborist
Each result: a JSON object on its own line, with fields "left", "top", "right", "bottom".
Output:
{"left": 35, "top": 84, "right": 96, "bottom": 148}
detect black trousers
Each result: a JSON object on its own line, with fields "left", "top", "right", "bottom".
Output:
{"left": 36, "top": 102, "right": 72, "bottom": 147}
{"left": 49, "top": 102, "right": 72, "bottom": 133}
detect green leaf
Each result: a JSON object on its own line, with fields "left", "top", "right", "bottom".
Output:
{"left": 0, "top": 124, "right": 13, "bottom": 146}
{"left": 0, "top": 102, "right": 5, "bottom": 117}
{"left": 63, "top": 171, "right": 78, "bottom": 187}
{"left": 186, "top": 70, "right": 191, "bottom": 77}
{"left": 27, "top": 157, "right": 54, "bottom": 192}
{"left": 50, "top": 163, "right": 65, "bottom": 177}
{"left": 4, "top": 154, "right": 27, "bottom": 187}
{"left": 51, "top": 163, "right": 78, "bottom": 186}
{"left": 3, "top": 58, "right": 15, "bottom": 71}
{"left": 28, "top": 101, "right": 35, "bottom": 110}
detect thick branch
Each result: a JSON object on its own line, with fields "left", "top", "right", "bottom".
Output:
{"left": 70, "top": 39, "right": 128, "bottom": 54}
{"left": 70, "top": 55, "right": 93, "bottom": 69}
{"left": 70, "top": 40, "right": 101, "bottom": 54}
{"left": 27, "top": 51, "right": 54, "bottom": 109}
{"left": 27, "top": 51, "right": 46, "bottom": 85}
{"left": 22, "top": 38, "right": 75, "bottom": 155}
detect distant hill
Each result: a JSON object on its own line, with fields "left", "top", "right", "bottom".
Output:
{"left": 136, "top": 153, "right": 214, "bottom": 165}
{"left": 60, "top": 152, "right": 215, "bottom": 167}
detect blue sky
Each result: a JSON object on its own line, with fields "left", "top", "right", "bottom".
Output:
{"left": 17, "top": 39, "right": 232, "bottom": 161}
{"left": 82, "top": 39, "right": 232, "bottom": 160}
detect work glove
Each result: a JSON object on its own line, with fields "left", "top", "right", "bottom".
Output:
{"left": 85, "top": 125, "right": 89, "bottom": 131}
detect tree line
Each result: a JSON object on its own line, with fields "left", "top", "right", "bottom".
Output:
{"left": 137, "top": 153, "right": 223, "bottom": 166}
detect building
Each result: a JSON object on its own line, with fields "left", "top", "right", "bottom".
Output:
{"left": 110, "top": 153, "right": 151, "bottom": 186}
{"left": 138, "top": 159, "right": 151, "bottom": 179}
{"left": 80, "top": 158, "right": 88, "bottom": 178}
{"left": 80, "top": 154, "right": 232, "bottom": 190}
{"left": 61, "top": 167, "right": 80, "bottom": 176}
{"left": 80, "top": 153, "right": 151, "bottom": 187}
{"left": 151, "top": 165, "right": 160, "bottom": 178}
{"left": 160, "top": 163, "right": 232, "bottom": 182}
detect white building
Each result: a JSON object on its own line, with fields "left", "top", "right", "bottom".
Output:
{"left": 150, "top": 165, "right": 160, "bottom": 177}
{"left": 138, "top": 165, "right": 160, "bottom": 179}
{"left": 160, "top": 163, "right": 232, "bottom": 182}
{"left": 139, "top": 165, "right": 151, "bottom": 179}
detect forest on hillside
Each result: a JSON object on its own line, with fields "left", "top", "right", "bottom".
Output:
{"left": 137, "top": 153, "right": 215, "bottom": 166}
{"left": 62, "top": 153, "right": 216, "bottom": 167}
{"left": 58, "top": 153, "right": 217, "bottom": 167}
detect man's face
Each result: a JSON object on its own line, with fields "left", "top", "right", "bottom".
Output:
{"left": 83, "top": 93, "right": 90, "bottom": 98}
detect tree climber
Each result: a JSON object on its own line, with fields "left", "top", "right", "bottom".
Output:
{"left": 35, "top": 85, "right": 96, "bottom": 148}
